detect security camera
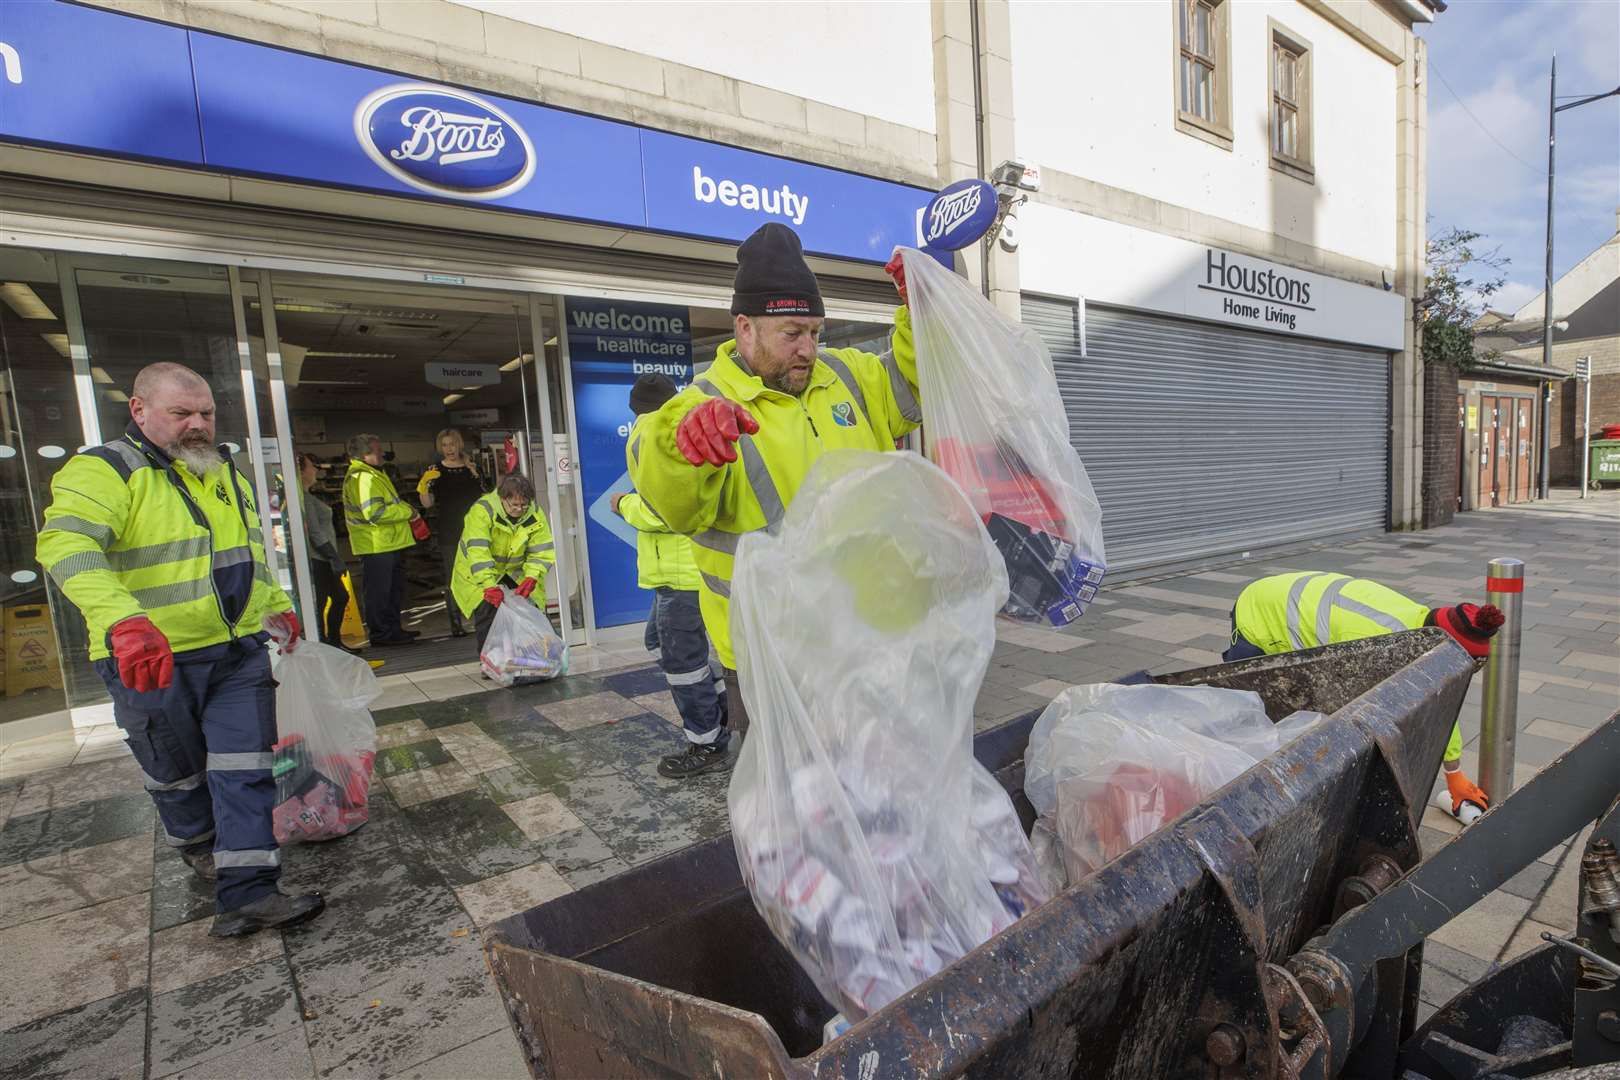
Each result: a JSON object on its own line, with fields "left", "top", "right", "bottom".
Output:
{"left": 990, "top": 160, "right": 1042, "bottom": 193}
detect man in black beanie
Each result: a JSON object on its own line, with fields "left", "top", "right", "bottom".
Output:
{"left": 612, "top": 374, "right": 731, "bottom": 778}
{"left": 625, "top": 222, "right": 917, "bottom": 758}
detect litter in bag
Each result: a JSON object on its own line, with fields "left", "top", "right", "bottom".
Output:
{"left": 901, "top": 247, "right": 1106, "bottom": 626}
{"left": 272, "top": 641, "right": 381, "bottom": 845}
{"left": 480, "top": 588, "right": 568, "bottom": 685}
{"left": 1024, "top": 683, "right": 1326, "bottom": 889}
{"left": 728, "top": 450, "right": 1049, "bottom": 1022}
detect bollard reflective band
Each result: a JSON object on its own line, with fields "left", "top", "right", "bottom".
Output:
{"left": 1485, "top": 577, "right": 1524, "bottom": 593}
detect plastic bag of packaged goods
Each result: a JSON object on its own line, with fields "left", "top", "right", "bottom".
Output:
{"left": 1024, "top": 683, "right": 1326, "bottom": 887}
{"left": 899, "top": 247, "right": 1106, "bottom": 627}
{"left": 272, "top": 641, "right": 380, "bottom": 845}
{"left": 480, "top": 588, "right": 568, "bottom": 685}
{"left": 728, "top": 450, "right": 1050, "bottom": 1022}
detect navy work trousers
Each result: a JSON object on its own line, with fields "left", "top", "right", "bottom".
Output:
{"left": 96, "top": 638, "right": 280, "bottom": 911}
{"left": 644, "top": 588, "right": 727, "bottom": 746}
{"left": 360, "top": 548, "right": 407, "bottom": 641}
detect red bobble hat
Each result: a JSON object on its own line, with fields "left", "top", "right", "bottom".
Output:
{"left": 1433, "top": 603, "right": 1505, "bottom": 659}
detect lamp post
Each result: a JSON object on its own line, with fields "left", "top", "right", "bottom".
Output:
{"left": 1538, "top": 56, "right": 1619, "bottom": 498}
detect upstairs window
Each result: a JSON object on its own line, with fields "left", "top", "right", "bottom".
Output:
{"left": 1270, "top": 24, "right": 1314, "bottom": 179}
{"left": 1175, "top": 0, "right": 1232, "bottom": 149}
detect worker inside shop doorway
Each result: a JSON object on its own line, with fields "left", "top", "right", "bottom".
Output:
{"left": 267, "top": 273, "right": 561, "bottom": 658}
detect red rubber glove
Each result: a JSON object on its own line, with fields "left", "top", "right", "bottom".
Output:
{"left": 265, "top": 610, "right": 302, "bottom": 654}
{"left": 676, "top": 398, "right": 760, "bottom": 467}
{"left": 884, "top": 249, "right": 908, "bottom": 304}
{"left": 410, "top": 517, "right": 431, "bottom": 542}
{"left": 483, "top": 587, "right": 505, "bottom": 608}
{"left": 110, "top": 616, "right": 173, "bottom": 693}
{"left": 515, "top": 577, "right": 538, "bottom": 599}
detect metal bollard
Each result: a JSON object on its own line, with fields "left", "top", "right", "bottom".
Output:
{"left": 1479, "top": 557, "right": 1524, "bottom": 802}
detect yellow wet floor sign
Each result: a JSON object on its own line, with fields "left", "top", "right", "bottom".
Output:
{"left": 338, "top": 573, "right": 386, "bottom": 668}
{"left": 340, "top": 572, "right": 366, "bottom": 648}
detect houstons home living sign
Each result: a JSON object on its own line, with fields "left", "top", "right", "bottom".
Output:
{"left": 1016, "top": 205, "right": 1406, "bottom": 351}
{"left": 1199, "top": 251, "right": 1312, "bottom": 332}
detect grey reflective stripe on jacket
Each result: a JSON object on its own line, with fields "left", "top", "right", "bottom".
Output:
{"left": 1284, "top": 573, "right": 1329, "bottom": 649}
{"left": 43, "top": 514, "right": 115, "bottom": 548}
{"left": 816, "top": 351, "right": 870, "bottom": 428}
{"left": 1286, "top": 573, "right": 1410, "bottom": 649}
{"left": 690, "top": 377, "right": 784, "bottom": 553}
{"left": 46, "top": 549, "right": 114, "bottom": 587}
{"left": 1326, "top": 588, "right": 1409, "bottom": 634}
{"left": 879, "top": 348, "right": 922, "bottom": 424}
{"left": 110, "top": 535, "right": 212, "bottom": 573}
{"left": 131, "top": 578, "right": 215, "bottom": 610}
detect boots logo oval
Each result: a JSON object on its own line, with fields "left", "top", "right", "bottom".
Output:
{"left": 918, "top": 178, "right": 997, "bottom": 251}
{"left": 354, "top": 83, "right": 535, "bottom": 200}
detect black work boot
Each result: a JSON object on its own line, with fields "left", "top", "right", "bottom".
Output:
{"left": 657, "top": 742, "right": 733, "bottom": 779}
{"left": 210, "top": 891, "right": 326, "bottom": 938}
{"left": 180, "top": 843, "right": 217, "bottom": 883}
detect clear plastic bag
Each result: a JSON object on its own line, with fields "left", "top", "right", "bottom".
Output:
{"left": 901, "top": 248, "right": 1106, "bottom": 626}
{"left": 480, "top": 588, "right": 568, "bottom": 685}
{"left": 272, "top": 641, "right": 381, "bottom": 845}
{"left": 728, "top": 449, "right": 1049, "bottom": 1022}
{"left": 1024, "top": 683, "right": 1325, "bottom": 887}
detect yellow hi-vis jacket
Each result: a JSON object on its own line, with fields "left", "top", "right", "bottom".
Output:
{"left": 626, "top": 308, "right": 920, "bottom": 668}
{"left": 35, "top": 429, "right": 294, "bottom": 661}
{"left": 1234, "top": 572, "right": 1430, "bottom": 655}
{"left": 1233, "top": 571, "right": 1459, "bottom": 761}
{"left": 616, "top": 490, "right": 700, "bottom": 592}
{"left": 342, "top": 459, "right": 415, "bottom": 555}
{"left": 450, "top": 492, "right": 556, "bottom": 618}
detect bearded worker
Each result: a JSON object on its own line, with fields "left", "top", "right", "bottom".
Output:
{"left": 36, "top": 362, "right": 324, "bottom": 938}
{"left": 627, "top": 223, "right": 914, "bottom": 753}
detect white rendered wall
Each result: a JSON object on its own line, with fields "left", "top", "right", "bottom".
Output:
{"left": 452, "top": 0, "right": 937, "bottom": 133}
{"left": 1010, "top": 0, "right": 1397, "bottom": 271}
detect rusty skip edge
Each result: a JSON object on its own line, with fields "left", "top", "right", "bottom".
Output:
{"left": 486, "top": 632, "right": 1474, "bottom": 1080}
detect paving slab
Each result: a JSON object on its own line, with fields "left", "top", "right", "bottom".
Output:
{"left": 0, "top": 833, "right": 153, "bottom": 931}
{"left": 150, "top": 913, "right": 284, "bottom": 995}
{"left": 301, "top": 929, "right": 507, "bottom": 1080}
{"left": 149, "top": 956, "right": 303, "bottom": 1078}
{"left": 0, "top": 986, "right": 146, "bottom": 1080}
{"left": 0, "top": 891, "right": 151, "bottom": 1029}
{"left": 153, "top": 1024, "right": 315, "bottom": 1080}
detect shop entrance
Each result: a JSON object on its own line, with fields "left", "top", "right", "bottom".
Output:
{"left": 260, "top": 273, "right": 581, "bottom": 665}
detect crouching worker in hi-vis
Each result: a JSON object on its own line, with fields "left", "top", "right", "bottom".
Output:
{"left": 1224, "top": 571, "right": 1504, "bottom": 823}
{"left": 450, "top": 473, "right": 556, "bottom": 659}
{"left": 35, "top": 363, "right": 324, "bottom": 937}
{"left": 615, "top": 373, "right": 730, "bottom": 779}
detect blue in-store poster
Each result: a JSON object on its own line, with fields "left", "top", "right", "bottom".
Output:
{"left": 568, "top": 299, "right": 693, "bottom": 627}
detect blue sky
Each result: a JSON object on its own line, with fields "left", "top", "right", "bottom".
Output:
{"left": 1418, "top": 1, "right": 1619, "bottom": 315}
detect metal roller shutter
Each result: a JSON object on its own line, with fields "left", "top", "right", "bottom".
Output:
{"left": 1023, "top": 297, "right": 1389, "bottom": 574}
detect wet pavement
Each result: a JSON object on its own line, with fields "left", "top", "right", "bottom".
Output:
{"left": 1, "top": 490, "right": 1615, "bottom": 1077}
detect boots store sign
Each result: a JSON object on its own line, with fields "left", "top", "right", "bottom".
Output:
{"left": 0, "top": 1, "right": 927, "bottom": 264}
{"left": 355, "top": 85, "right": 536, "bottom": 201}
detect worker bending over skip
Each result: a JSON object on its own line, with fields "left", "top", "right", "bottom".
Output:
{"left": 1225, "top": 571, "right": 1504, "bottom": 821}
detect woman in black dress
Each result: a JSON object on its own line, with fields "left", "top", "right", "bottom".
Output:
{"left": 417, "top": 428, "right": 487, "bottom": 636}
